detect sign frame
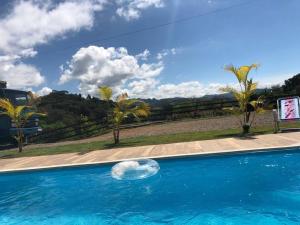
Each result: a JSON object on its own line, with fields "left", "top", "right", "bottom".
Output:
{"left": 277, "top": 96, "right": 300, "bottom": 121}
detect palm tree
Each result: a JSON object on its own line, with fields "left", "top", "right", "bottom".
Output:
{"left": 220, "top": 64, "right": 264, "bottom": 134}
{"left": 99, "top": 87, "right": 151, "bottom": 144}
{"left": 0, "top": 99, "right": 45, "bottom": 152}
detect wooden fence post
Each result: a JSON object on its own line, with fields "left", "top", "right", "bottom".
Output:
{"left": 272, "top": 109, "right": 280, "bottom": 133}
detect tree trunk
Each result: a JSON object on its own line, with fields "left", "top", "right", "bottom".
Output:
{"left": 113, "top": 129, "right": 116, "bottom": 143}
{"left": 17, "top": 128, "right": 23, "bottom": 153}
{"left": 243, "top": 110, "right": 251, "bottom": 134}
{"left": 18, "top": 141, "right": 23, "bottom": 153}
{"left": 242, "top": 124, "right": 250, "bottom": 134}
{"left": 246, "top": 112, "right": 250, "bottom": 124}
{"left": 113, "top": 128, "right": 120, "bottom": 144}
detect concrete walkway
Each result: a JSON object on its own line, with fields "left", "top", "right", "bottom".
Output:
{"left": 1, "top": 132, "right": 300, "bottom": 173}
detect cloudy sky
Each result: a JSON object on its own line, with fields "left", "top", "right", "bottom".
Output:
{"left": 0, "top": 0, "right": 299, "bottom": 98}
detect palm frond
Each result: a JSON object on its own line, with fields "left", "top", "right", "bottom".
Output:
{"left": 99, "top": 86, "right": 112, "bottom": 101}
{"left": 136, "top": 103, "right": 151, "bottom": 116}
{"left": 225, "top": 65, "right": 246, "bottom": 83}
{"left": 0, "top": 98, "right": 14, "bottom": 111}
{"left": 249, "top": 100, "right": 258, "bottom": 108}
{"left": 0, "top": 99, "right": 15, "bottom": 118}
{"left": 219, "top": 86, "right": 237, "bottom": 94}
{"left": 250, "top": 63, "right": 260, "bottom": 70}
{"left": 113, "top": 109, "right": 124, "bottom": 126}
{"left": 23, "top": 112, "right": 46, "bottom": 121}
{"left": 225, "top": 64, "right": 259, "bottom": 84}
{"left": 15, "top": 105, "right": 30, "bottom": 118}
{"left": 245, "top": 83, "right": 257, "bottom": 96}
{"left": 117, "top": 99, "right": 137, "bottom": 111}
{"left": 224, "top": 64, "right": 236, "bottom": 74}
{"left": 249, "top": 95, "right": 265, "bottom": 111}
{"left": 239, "top": 66, "right": 252, "bottom": 82}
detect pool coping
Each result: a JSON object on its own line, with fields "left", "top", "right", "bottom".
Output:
{"left": 1, "top": 142, "right": 300, "bottom": 174}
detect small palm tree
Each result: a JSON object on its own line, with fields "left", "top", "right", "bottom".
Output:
{"left": 220, "top": 64, "right": 264, "bottom": 134}
{"left": 0, "top": 99, "right": 45, "bottom": 152}
{"left": 99, "top": 87, "right": 151, "bottom": 144}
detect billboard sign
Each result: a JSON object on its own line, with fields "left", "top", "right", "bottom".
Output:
{"left": 278, "top": 97, "right": 300, "bottom": 121}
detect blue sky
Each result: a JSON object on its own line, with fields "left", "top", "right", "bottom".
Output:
{"left": 0, "top": 0, "right": 299, "bottom": 98}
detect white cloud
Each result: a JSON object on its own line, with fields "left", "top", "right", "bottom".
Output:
{"left": 156, "top": 81, "right": 224, "bottom": 98}
{"left": 127, "top": 80, "right": 225, "bottom": 99}
{"left": 154, "top": 82, "right": 224, "bottom": 99}
{"left": 0, "top": 52, "right": 44, "bottom": 89}
{"left": 0, "top": 61, "right": 45, "bottom": 89}
{"left": 0, "top": 0, "right": 172, "bottom": 92}
{"left": 60, "top": 46, "right": 229, "bottom": 99}
{"left": 0, "top": 0, "right": 106, "bottom": 90}
{"left": 0, "top": 0, "right": 106, "bottom": 54}
{"left": 126, "top": 78, "right": 159, "bottom": 96}
{"left": 0, "top": 48, "right": 37, "bottom": 63}
{"left": 59, "top": 46, "right": 164, "bottom": 96}
{"left": 135, "top": 49, "right": 150, "bottom": 61}
{"left": 156, "top": 48, "right": 177, "bottom": 60}
{"left": 116, "top": 0, "right": 164, "bottom": 21}
{"left": 139, "top": 61, "right": 164, "bottom": 78}
{"left": 37, "top": 87, "right": 53, "bottom": 96}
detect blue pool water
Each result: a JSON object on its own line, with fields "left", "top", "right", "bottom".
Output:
{"left": 1, "top": 148, "right": 300, "bottom": 225}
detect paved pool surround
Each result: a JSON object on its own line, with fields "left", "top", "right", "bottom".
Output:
{"left": 0, "top": 132, "right": 300, "bottom": 173}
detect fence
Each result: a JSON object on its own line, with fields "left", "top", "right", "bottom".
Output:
{"left": 148, "top": 99, "right": 238, "bottom": 121}
{"left": 28, "top": 99, "right": 239, "bottom": 143}
{"left": 29, "top": 119, "right": 108, "bottom": 143}
{"left": 28, "top": 119, "right": 165, "bottom": 143}
{"left": 28, "top": 95, "right": 287, "bottom": 143}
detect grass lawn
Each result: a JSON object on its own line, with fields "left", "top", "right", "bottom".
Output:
{"left": 0, "top": 122, "right": 299, "bottom": 159}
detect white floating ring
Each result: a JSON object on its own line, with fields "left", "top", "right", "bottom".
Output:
{"left": 111, "top": 159, "right": 160, "bottom": 180}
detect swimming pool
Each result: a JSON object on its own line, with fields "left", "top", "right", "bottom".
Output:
{"left": 0, "top": 148, "right": 300, "bottom": 224}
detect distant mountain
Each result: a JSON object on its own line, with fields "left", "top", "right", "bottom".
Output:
{"left": 141, "top": 88, "right": 272, "bottom": 107}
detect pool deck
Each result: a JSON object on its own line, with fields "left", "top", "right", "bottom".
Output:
{"left": 1, "top": 132, "right": 300, "bottom": 173}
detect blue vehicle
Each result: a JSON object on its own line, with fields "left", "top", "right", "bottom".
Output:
{"left": 0, "top": 81, "right": 41, "bottom": 143}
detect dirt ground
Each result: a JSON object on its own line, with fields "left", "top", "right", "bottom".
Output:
{"left": 21, "top": 112, "right": 275, "bottom": 150}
